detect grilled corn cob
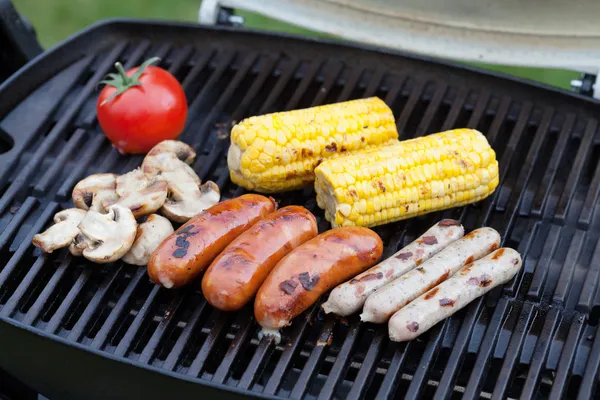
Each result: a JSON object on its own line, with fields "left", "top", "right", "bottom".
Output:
{"left": 227, "top": 97, "right": 399, "bottom": 193}
{"left": 314, "top": 128, "right": 499, "bottom": 228}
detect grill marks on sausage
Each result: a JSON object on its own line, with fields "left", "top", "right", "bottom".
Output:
{"left": 395, "top": 252, "right": 413, "bottom": 261}
{"left": 350, "top": 272, "right": 383, "bottom": 284}
{"left": 489, "top": 243, "right": 499, "bottom": 252}
{"left": 465, "top": 256, "right": 474, "bottom": 265}
{"left": 172, "top": 224, "right": 200, "bottom": 258}
{"left": 492, "top": 249, "right": 505, "bottom": 260}
{"left": 439, "top": 219, "right": 461, "bottom": 226}
{"left": 415, "top": 267, "right": 425, "bottom": 273}
{"left": 418, "top": 236, "right": 438, "bottom": 245}
{"left": 467, "top": 273, "right": 492, "bottom": 287}
{"left": 280, "top": 280, "right": 298, "bottom": 295}
{"left": 407, "top": 321, "right": 419, "bottom": 332}
{"left": 424, "top": 287, "right": 439, "bottom": 299}
{"left": 439, "top": 298, "right": 455, "bottom": 307}
{"left": 299, "top": 272, "right": 320, "bottom": 291}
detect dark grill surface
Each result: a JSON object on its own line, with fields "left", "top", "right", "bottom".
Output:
{"left": 1, "top": 20, "right": 600, "bottom": 400}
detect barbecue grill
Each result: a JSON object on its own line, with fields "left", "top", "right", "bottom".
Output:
{"left": 1, "top": 2, "right": 600, "bottom": 400}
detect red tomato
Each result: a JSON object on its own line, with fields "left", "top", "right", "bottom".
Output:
{"left": 96, "top": 57, "right": 188, "bottom": 154}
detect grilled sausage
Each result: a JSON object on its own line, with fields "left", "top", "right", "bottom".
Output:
{"left": 388, "top": 248, "right": 522, "bottom": 342}
{"left": 361, "top": 227, "right": 500, "bottom": 323}
{"left": 148, "top": 194, "right": 276, "bottom": 289}
{"left": 201, "top": 206, "right": 318, "bottom": 311}
{"left": 321, "top": 219, "right": 464, "bottom": 316}
{"left": 255, "top": 227, "right": 383, "bottom": 341}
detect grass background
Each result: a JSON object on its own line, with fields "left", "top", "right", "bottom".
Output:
{"left": 13, "top": 0, "right": 580, "bottom": 90}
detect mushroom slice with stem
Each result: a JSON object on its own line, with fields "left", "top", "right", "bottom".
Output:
{"left": 141, "top": 140, "right": 198, "bottom": 180}
{"left": 76, "top": 204, "right": 137, "bottom": 263}
{"left": 122, "top": 214, "right": 174, "bottom": 266}
{"left": 32, "top": 209, "right": 87, "bottom": 253}
{"left": 72, "top": 173, "right": 118, "bottom": 213}
{"left": 102, "top": 168, "right": 168, "bottom": 218}
{"left": 160, "top": 167, "right": 221, "bottom": 223}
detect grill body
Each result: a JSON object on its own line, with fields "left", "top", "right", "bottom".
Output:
{"left": 0, "top": 19, "right": 600, "bottom": 400}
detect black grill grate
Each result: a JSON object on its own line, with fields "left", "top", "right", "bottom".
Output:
{"left": 0, "top": 20, "right": 600, "bottom": 399}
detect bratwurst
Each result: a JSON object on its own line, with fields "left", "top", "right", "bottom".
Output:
{"left": 202, "top": 206, "right": 318, "bottom": 311}
{"left": 255, "top": 227, "right": 383, "bottom": 341}
{"left": 147, "top": 194, "right": 276, "bottom": 288}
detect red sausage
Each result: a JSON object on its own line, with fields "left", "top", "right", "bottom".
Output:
{"left": 254, "top": 227, "right": 383, "bottom": 335}
{"left": 147, "top": 194, "right": 276, "bottom": 288}
{"left": 202, "top": 206, "right": 318, "bottom": 311}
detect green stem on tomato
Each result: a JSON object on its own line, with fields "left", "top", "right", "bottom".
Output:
{"left": 99, "top": 56, "right": 161, "bottom": 106}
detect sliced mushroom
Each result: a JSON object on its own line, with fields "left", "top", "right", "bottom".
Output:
{"left": 76, "top": 204, "right": 137, "bottom": 263}
{"left": 141, "top": 140, "right": 198, "bottom": 181}
{"left": 32, "top": 209, "right": 87, "bottom": 253}
{"left": 102, "top": 169, "right": 168, "bottom": 218}
{"left": 159, "top": 167, "right": 221, "bottom": 223}
{"left": 72, "top": 173, "right": 118, "bottom": 213}
{"left": 122, "top": 214, "right": 174, "bottom": 266}
{"left": 69, "top": 233, "right": 92, "bottom": 257}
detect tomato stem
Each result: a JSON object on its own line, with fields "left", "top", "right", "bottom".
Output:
{"left": 99, "top": 57, "right": 161, "bottom": 106}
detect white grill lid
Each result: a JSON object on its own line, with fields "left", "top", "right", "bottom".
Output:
{"left": 200, "top": 0, "right": 600, "bottom": 79}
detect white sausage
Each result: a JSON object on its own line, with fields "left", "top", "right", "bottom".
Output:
{"left": 361, "top": 227, "right": 501, "bottom": 323}
{"left": 321, "top": 219, "right": 464, "bottom": 316}
{"left": 388, "top": 248, "right": 522, "bottom": 342}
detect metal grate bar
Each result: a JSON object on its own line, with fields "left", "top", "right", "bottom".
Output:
{"left": 361, "top": 68, "right": 386, "bottom": 98}
{"left": 90, "top": 268, "right": 146, "bottom": 349}
{"left": 180, "top": 50, "right": 215, "bottom": 94}
{"left": 285, "top": 60, "right": 323, "bottom": 111}
{"left": 0, "top": 202, "right": 58, "bottom": 290}
{"left": 549, "top": 315, "right": 585, "bottom": 399}
{"left": 395, "top": 79, "right": 426, "bottom": 136}
{"left": 576, "top": 238, "right": 600, "bottom": 313}
{"left": 577, "top": 324, "right": 600, "bottom": 400}
{"left": 526, "top": 225, "right": 561, "bottom": 300}
{"left": 375, "top": 342, "right": 414, "bottom": 399}
{"left": 311, "top": 61, "right": 343, "bottom": 106}
{"left": 335, "top": 68, "right": 365, "bottom": 102}
{"left": 138, "top": 292, "right": 185, "bottom": 364}
{"left": 484, "top": 96, "right": 512, "bottom": 145}
{"left": 56, "top": 133, "right": 108, "bottom": 201}
{"left": 45, "top": 268, "right": 92, "bottom": 333}
{"left": 433, "top": 300, "right": 485, "bottom": 399}
{"left": 114, "top": 285, "right": 161, "bottom": 357}
{"left": 492, "top": 303, "right": 535, "bottom": 399}
{"left": 162, "top": 299, "right": 208, "bottom": 371}
{"left": 0, "top": 256, "right": 45, "bottom": 318}
{"left": 290, "top": 318, "right": 336, "bottom": 399}
{"left": 520, "top": 308, "right": 561, "bottom": 399}
{"left": 577, "top": 149, "right": 600, "bottom": 229}
{"left": 32, "top": 129, "right": 87, "bottom": 196}
{"left": 67, "top": 265, "right": 124, "bottom": 341}
{"left": 212, "top": 309, "right": 255, "bottom": 384}
{"left": 554, "top": 119, "right": 598, "bottom": 223}
{"left": 462, "top": 298, "right": 510, "bottom": 398}
{"left": 382, "top": 76, "right": 405, "bottom": 107}
{"left": 21, "top": 255, "right": 71, "bottom": 325}
{"left": 0, "top": 45, "right": 125, "bottom": 215}
{"left": 317, "top": 323, "right": 362, "bottom": 400}
{"left": 347, "top": 330, "right": 385, "bottom": 400}
{"left": 406, "top": 322, "right": 447, "bottom": 399}
{"left": 263, "top": 304, "right": 320, "bottom": 395}
{"left": 466, "top": 91, "right": 491, "bottom": 129}
{"left": 552, "top": 230, "right": 585, "bottom": 305}
{"left": 190, "top": 52, "right": 259, "bottom": 153}
{"left": 440, "top": 87, "right": 468, "bottom": 131}
{"left": 415, "top": 82, "right": 448, "bottom": 137}
{"left": 258, "top": 59, "right": 300, "bottom": 114}
{"left": 0, "top": 197, "right": 38, "bottom": 250}
{"left": 186, "top": 311, "right": 232, "bottom": 377}
{"left": 232, "top": 56, "right": 279, "bottom": 122}
{"left": 529, "top": 114, "right": 576, "bottom": 217}
{"left": 167, "top": 45, "right": 194, "bottom": 75}
{"left": 237, "top": 336, "right": 275, "bottom": 390}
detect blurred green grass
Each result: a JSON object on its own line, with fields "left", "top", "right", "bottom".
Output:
{"left": 13, "top": 0, "right": 579, "bottom": 90}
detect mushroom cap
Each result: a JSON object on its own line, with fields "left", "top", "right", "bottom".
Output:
{"left": 77, "top": 204, "right": 137, "bottom": 263}
{"left": 32, "top": 208, "right": 87, "bottom": 253}
{"left": 122, "top": 214, "right": 174, "bottom": 266}
{"left": 103, "top": 169, "right": 168, "bottom": 218}
{"left": 159, "top": 168, "right": 221, "bottom": 223}
{"left": 141, "top": 140, "right": 197, "bottom": 177}
{"left": 72, "top": 173, "right": 118, "bottom": 213}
